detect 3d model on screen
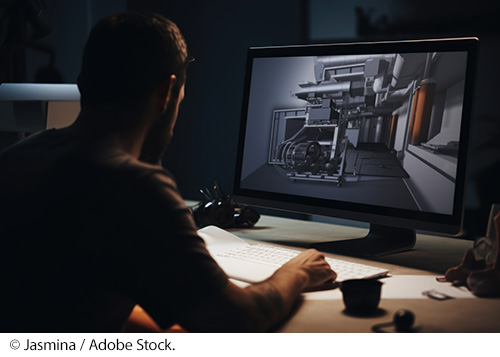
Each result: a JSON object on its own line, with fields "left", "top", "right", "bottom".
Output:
{"left": 267, "top": 52, "right": 465, "bottom": 188}
{"left": 240, "top": 49, "right": 467, "bottom": 214}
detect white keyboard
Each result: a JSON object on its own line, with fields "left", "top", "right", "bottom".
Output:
{"left": 217, "top": 244, "right": 388, "bottom": 282}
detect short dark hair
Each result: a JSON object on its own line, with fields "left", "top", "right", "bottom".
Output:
{"left": 78, "top": 11, "right": 189, "bottom": 108}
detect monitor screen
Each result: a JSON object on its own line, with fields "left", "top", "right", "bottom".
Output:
{"left": 233, "top": 38, "right": 478, "bottom": 256}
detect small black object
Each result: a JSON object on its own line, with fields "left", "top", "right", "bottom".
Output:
{"left": 340, "top": 279, "right": 383, "bottom": 315}
{"left": 193, "top": 181, "right": 260, "bottom": 229}
{"left": 372, "top": 309, "right": 416, "bottom": 333}
{"left": 393, "top": 309, "right": 415, "bottom": 332}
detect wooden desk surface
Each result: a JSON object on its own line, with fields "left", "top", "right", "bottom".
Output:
{"left": 227, "top": 215, "right": 500, "bottom": 333}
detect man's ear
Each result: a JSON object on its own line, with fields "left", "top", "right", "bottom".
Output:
{"left": 160, "top": 74, "right": 177, "bottom": 112}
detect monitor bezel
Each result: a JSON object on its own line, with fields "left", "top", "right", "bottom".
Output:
{"left": 233, "top": 37, "right": 479, "bottom": 236}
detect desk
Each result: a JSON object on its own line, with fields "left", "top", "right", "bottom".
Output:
{"left": 227, "top": 214, "right": 500, "bottom": 333}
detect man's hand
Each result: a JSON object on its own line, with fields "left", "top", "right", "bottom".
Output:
{"left": 444, "top": 248, "right": 477, "bottom": 283}
{"left": 277, "top": 249, "right": 337, "bottom": 291}
{"left": 178, "top": 248, "right": 337, "bottom": 332}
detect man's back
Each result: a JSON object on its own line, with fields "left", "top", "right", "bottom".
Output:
{"left": 0, "top": 128, "right": 227, "bottom": 331}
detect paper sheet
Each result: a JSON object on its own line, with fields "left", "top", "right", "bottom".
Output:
{"left": 303, "top": 275, "right": 476, "bottom": 300}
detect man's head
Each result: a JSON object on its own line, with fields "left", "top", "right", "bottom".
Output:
{"left": 78, "top": 12, "right": 189, "bottom": 110}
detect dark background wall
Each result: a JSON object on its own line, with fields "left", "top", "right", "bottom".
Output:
{"left": 1, "top": 0, "right": 499, "bottom": 237}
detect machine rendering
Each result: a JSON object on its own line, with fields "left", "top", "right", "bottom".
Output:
{"left": 268, "top": 52, "right": 461, "bottom": 187}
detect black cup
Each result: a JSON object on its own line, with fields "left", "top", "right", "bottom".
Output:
{"left": 340, "top": 279, "right": 383, "bottom": 314}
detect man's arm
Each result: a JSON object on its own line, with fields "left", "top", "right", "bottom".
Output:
{"left": 121, "top": 173, "right": 335, "bottom": 332}
{"left": 177, "top": 249, "right": 336, "bottom": 332}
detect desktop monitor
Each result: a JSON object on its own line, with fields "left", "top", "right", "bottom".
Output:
{"left": 233, "top": 37, "right": 478, "bottom": 257}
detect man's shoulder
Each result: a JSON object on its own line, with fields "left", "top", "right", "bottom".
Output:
{"left": 92, "top": 151, "right": 185, "bottom": 211}
{"left": 100, "top": 152, "right": 178, "bottom": 192}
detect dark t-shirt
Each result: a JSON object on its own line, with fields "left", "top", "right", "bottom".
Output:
{"left": 0, "top": 128, "right": 228, "bottom": 332}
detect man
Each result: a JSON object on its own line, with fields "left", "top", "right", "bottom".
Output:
{"left": 0, "top": 12, "right": 335, "bottom": 332}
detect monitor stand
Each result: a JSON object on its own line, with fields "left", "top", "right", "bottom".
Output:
{"left": 311, "top": 223, "right": 416, "bottom": 257}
